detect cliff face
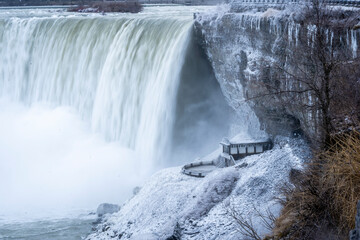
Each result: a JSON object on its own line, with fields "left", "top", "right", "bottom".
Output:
{"left": 194, "top": 5, "right": 360, "bottom": 141}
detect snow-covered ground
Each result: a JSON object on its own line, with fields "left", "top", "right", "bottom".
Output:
{"left": 86, "top": 137, "right": 310, "bottom": 240}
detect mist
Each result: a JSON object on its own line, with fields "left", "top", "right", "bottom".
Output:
{"left": 0, "top": 98, "right": 143, "bottom": 222}
{"left": 172, "top": 31, "right": 235, "bottom": 164}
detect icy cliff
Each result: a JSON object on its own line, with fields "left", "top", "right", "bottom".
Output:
{"left": 194, "top": 4, "right": 360, "bottom": 140}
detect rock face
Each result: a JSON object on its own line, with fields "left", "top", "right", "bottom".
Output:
{"left": 97, "top": 203, "right": 120, "bottom": 217}
{"left": 194, "top": 5, "right": 360, "bottom": 141}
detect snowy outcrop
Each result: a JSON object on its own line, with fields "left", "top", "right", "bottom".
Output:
{"left": 86, "top": 138, "right": 309, "bottom": 240}
{"left": 194, "top": 5, "right": 360, "bottom": 140}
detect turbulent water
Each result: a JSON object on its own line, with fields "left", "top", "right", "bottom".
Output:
{"left": 0, "top": 5, "right": 233, "bottom": 239}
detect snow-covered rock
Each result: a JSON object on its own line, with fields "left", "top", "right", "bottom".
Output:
{"left": 86, "top": 137, "right": 309, "bottom": 240}
{"left": 97, "top": 203, "right": 120, "bottom": 217}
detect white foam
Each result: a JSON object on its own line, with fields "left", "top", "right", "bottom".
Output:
{"left": 0, "top": 98, "right": 142, "bottom": 222}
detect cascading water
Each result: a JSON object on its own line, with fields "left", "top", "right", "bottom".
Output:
{"left": 0, "top": 10, "right": 193, "bottom": 169}
{"left": 0, "top": 6, "right": 233, "bottom": 231}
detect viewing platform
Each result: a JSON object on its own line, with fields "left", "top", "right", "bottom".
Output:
{"left": 220, "top": 137, "right": 273, "bottom": 161}
{"left": 182, "top": 136, "right": 273, "bottom": 177}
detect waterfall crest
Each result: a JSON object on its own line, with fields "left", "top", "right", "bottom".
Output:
{"left": 0, "top": 13, "right": 193, "bottom": 164}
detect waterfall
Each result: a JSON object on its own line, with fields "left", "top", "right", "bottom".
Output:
{"left": 0, "top": 7, "right": 234, "bottom": 218}
{"left": 0, "top": 13, "right": 193, "bottom": 167}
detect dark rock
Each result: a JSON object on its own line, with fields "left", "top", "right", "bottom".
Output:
{"left": 132, "top": 186, "right": 141, "bottom": 196}
{"left": 166, "top": 222, "right": 182, "bottom": 240}
{"left": 350, "top": 230, "right": 360, "bottom": 240}
{"left": 350, "top": 201, "right": 360, "bottom": 240}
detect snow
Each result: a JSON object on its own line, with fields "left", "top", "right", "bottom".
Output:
{"left": 229, "top": 133, "right": 270, "bottom": 144}
{"left": 86, "top": 137, "right": 310, "bottom": 240}
{"left": 194, "top": 3, "right": 230, "bottom": 26}
{"left": 262, "top": 8, "right": 281, "bottom": 17}
{"left": 199, "top": 147, "right": 222, "bottom": 162}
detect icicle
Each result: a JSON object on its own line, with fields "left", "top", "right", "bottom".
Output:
{"left": 330, "top": 30, "right": 334, "bottom": 49}
{"left": 325, "top": 29, "right": 329, "bottom": 45}
{"left": 295, "top": 23, "right": 300, "bottom": 46}
{"left": 288, "top": 22, "right": 293, "bottom": 43}
{"left": 351, "top": 30, "right": 358, "bottom": 58}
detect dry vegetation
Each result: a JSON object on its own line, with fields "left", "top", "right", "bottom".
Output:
{"left": 271, "top": 132, "right": 360, "bottom": 240}
{"left": 226, "top": 203, "right": 277, "bottom": 240}
{"left": 228, "top": 133, "right": 360, "bottom": 240}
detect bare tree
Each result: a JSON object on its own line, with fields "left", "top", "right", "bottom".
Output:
{"left": 225, "top": 200, "right": 277, "bottom": 240}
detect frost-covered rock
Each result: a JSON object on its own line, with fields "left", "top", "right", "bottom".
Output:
{"left": 86, "top": 138, "right": 309, "bottom": 240}
{"left": 194, "top": 5, "right": 360, "bottom": 141}
{"left": 97, "top": 203, "right": 120, "bottom": 217}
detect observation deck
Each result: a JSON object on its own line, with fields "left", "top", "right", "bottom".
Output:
{"left": 182, "top": 137, "right": 273, "bottom": 177}
{"left": 220, "top": 137, "right": 273, "bottom": 161}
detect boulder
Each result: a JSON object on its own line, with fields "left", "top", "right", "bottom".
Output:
{"left": 96, "top": 203, "right": 120, "bottom": 217}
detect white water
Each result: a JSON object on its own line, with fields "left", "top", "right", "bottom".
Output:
{"left": 0, "top": 97, "right": 141, "bottom": 221}
{"left": 0, "top": 7, "right": 195, "bottom": 169}
{"left": 0, "top": 6, "right": 224, "bottom": 225}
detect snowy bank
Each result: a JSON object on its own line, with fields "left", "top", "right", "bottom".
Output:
{"left": 86, "top": 137, "right": 309, "bottom": 240}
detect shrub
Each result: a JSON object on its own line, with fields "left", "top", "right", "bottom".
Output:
{"left": 272, "top": 131, "right": 360, "bottom": 240}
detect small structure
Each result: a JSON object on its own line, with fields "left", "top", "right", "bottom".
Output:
{"left": 182, "top": 137, "right": 273, "bottom": 178}
{"left": 220, "top": 137, "right": 273, "bottom": 161}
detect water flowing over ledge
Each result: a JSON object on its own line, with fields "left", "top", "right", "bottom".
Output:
{"left": 0, "top": 8, "right": 194, "bottom": 166}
